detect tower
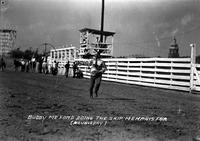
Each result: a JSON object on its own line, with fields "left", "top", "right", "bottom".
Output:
{"left": 168, "top": 37, "right": 179, "bottom": 58}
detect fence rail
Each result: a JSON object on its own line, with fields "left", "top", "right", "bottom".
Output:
{"left": 48, "top": 44, "right": 200, "bottom": 93}
{"left": 50, "top": 57, "right": 200, "bottom": 92}
{"left": 73, "top": 57, "right": 200, "bottom": 92}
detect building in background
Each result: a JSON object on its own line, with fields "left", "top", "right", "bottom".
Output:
{"left": 48, "top": 46, "right": 79, "bottom": 75}
{"left": 168, "top": 37, "right": 179, "bottom": 58}
{"left": 0, "top": 0, "right": 16, "bottom": 56}
{"left": 0, "top": 28, "right": 17, "bottom": 56}
{"left": 49, "top": 46, "right": 79, "bottom": 63}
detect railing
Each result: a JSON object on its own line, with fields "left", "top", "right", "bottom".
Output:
{"left": 192, "top": 64, "right": 200, "bottom": 91}
{"left": 75, "top": 57, "right": 195, "bottom": 92}
{"left": 79, "top": 44, "right": 113, "bottom": 56}
{"left": 48, "top": 44, "right": 200, "bottom": 93}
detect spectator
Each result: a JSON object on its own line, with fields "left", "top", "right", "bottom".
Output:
{"left": 52, "top": 61, "right": 58, "bottom": 75}
{"left": 25, "top": 61, "right": 30, "bottom": 72}
{"left": 76, "top": 68, "right": 83, "bottom": 79}
{"left": 65, "top": 61, "right": 70, "bottom": 78}
{"left": 0, "top": 57, "right": 6, "bottom": 71}
{"left": 21, "top": 59, "right": 25, "bottom": 72}
{"left": 72, "top": 62, "right": 78, "bottom": 78}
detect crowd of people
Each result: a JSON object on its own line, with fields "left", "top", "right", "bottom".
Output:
{"left": 11, "top": 56, "right": 83, "bottom": 79}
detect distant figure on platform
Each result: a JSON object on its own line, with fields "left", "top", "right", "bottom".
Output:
{"left": 72, "top": 62, "right": 78, "bottom": 78}
{"left": 65, "top": 61, "right": 70, "bottom": 78}
{"left": 0, "top": 57, "right": 6, "bottom": 71}
{"left": 89, "top": 52, "right": 106, "bottom": 98}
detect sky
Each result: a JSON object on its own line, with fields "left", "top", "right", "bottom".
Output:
{"left": 1, "top": 0, "right": 200, "bottom": 57}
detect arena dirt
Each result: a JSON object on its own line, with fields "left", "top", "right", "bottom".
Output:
{"left": 0, "top": 71, "right": 200, "bottom": 141}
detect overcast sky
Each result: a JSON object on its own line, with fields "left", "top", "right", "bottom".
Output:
{"left": 1, "top": 0, "right": 200, "bottom": 57}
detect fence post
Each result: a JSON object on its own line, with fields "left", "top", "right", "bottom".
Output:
{"left": 154, "top": 59, "right": 157, "bottom": 85}
{"left": 127, "top": 60, "right": 129, "bottom": 83}
{"left": 85, "top": 65, "right": 87, "bottom": 77}
{"left": 190, "top": 43, "right": 196, "bottom": 92}
{"left": 116, "top": 60, "right": 118, "bottom": 80}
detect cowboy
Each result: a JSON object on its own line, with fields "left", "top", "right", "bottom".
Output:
{"left": 89, "top": 52, "right": 106, "bottom": 98}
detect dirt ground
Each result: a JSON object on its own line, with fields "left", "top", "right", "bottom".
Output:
{"left": 0, "top": 70, "right": 200, "bottom": 141}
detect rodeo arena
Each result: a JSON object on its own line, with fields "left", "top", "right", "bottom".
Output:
{"left": 0, "top": 0, "right": 200, "bottom": 141}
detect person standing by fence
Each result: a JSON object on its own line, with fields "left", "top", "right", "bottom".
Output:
{"left": 0, "top": 57, "right": 6, "bottom": 71}
{"left": 89, "top": 52, "right": 107, "bottom": 98}
{"left": 65, "top": 61, "right": 70, "bottom": 78}
{"left": 52, "top": 60, "right": 58, "bottom": 75}
{"left": 72, "top": 62, "right": 77, "bottom": 78}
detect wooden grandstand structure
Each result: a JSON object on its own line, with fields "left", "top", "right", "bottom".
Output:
{"left": 79, "top": 28, "right": 115, "bottom": 58}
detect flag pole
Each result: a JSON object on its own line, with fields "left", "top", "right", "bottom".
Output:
{"left": 99, "top": 0, "right": 104, "bottom": 55}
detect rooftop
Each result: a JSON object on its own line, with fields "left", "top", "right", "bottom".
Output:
{"left": 79, "top": 28, "right": 115, "bottom": 36}
{"left": 0, "top": 29, "right": 16, "bottom": 33}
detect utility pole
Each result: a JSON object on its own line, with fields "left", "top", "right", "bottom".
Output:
{"left": 100, "top": 0, "right": 104, "bottom": 43}
{"left": 98, "top": 0, "right": 105, "bottom": 55}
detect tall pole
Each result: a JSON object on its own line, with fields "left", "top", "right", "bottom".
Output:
{"left": 100, "top": 0, "right": 104, "bottom": 43}
{"left": 0, "top": 5, "right": 3, "bottom": 57}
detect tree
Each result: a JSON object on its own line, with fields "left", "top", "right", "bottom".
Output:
{"left": 10, "top": 48, "right": 42, "bottom": 60}
{"left": 10, "top": 48, "right": 24, "bottom": 59}
{"left": 24, "top": 49, "right": 34, "bottom": 60}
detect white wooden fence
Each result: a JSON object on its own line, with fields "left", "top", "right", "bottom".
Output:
{"left": 75, "top": 58, "right": 192, "bottom": 91}
{"left": 53, "top": 44, "right": 200, "bottom": 93}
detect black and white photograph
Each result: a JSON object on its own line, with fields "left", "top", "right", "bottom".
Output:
{"left": 0, "top": 0, "right": 200, "bottom": 140}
